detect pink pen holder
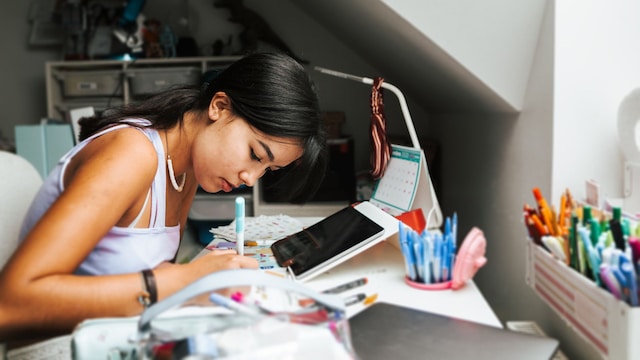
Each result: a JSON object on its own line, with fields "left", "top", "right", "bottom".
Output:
{"left": 401, "top": 226, "right": 487, "bottom": 291}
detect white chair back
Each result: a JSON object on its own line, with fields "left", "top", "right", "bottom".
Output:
{"left": 0, "top": 150, "right": 42, "bottom": 268}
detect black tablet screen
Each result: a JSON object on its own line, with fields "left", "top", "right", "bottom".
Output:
{"left": 271, "top": 206, "right": 384, "bottom": 276}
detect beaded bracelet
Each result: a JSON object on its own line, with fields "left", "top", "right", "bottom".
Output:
{"left": 137, "top": 269, "right": 157, "bottom": 308}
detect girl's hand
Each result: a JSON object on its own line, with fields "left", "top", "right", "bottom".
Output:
{"left": 180, "top": 250, "right": 258, "bottom": 302}
{"left": 189, "top": 249, "right": 259, "bottom": 274}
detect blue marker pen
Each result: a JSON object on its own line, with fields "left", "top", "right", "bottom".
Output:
{"left": 452, "top": 212, "right": 458, "bottom": 254}
{"left": 444, "top": 216, "right": 451, "bottom": 240}
{"left": 412, "top": 230, "right": 425, "bottom": 283}
{"left": 399, "top": 223, "right": 416, "bottom": 280}
{"left": 235, "top": 197, "right": 245, "bottom": 256}
{"left": 446, "top": 233, "right": 455, "bottom": 281}
{"left": 422, "top": 230, "right": 433, "bottom": 284}
{"left": 432, "top": 233, "right": 442, "bottom": 283}
{"left": 619, "top": 255, "right": 638, "bottom": 306}
{"left": 441, "top": 234, "right": 450, "bottom": 282}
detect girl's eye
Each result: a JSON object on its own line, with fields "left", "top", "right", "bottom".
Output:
{"left": 250, "top": 149, "right": 262, "bottom": 162}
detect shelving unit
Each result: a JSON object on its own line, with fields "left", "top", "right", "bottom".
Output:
{"left": 45, "top": 56, "right": 241, "bottom": 120}
{"left": 44, "top": 57, "right": 347, "bottom": 218}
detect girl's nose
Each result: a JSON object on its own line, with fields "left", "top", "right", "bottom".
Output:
{"left": 239, "top": 168, "right": 261, "bottom": 187}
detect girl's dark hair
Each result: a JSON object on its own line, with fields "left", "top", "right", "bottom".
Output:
{"left": 78, "top": 52, "right": 327, "bottom": 203}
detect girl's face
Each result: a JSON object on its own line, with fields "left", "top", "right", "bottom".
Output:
{"left": 192, "top": 93, "right": 303, "bottom": 193}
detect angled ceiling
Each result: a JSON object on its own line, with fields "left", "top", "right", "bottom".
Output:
{"left": 292, "top": 0, "right": 546, "bottom": 114}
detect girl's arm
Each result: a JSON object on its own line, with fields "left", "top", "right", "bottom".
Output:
{"left": 0, "top": 129, "right": 257, "bottom": 341}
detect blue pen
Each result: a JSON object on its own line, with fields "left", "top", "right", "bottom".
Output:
{"left": 452, "top": 212, "right": 458, "bottom": 254}
{"left": 399, "top": 224, "right": 416, "bottom": 280}
{"left": 446, "top": 233, "right": 455, "bottom": 281}
{"left": 445, "top": 216, "right": 451, "bottom": 240}
{"left": 619, "top": 255, "right": 638, "bottom": 306}
{"left": 412, "top": 230, "right": 425, "bottom": 283}
{"left": 422, "top": 231, "right": 433, "bottom": 284}
{"left": 442, "top": 233, "right": 449, "bottom": 282}
{"left": 398, "top": 223, "right": 408, "bottom": 275}
{"left": 235, "top": 197, "right": 245, "bottom": 256}
{"left": 432, "top": 233, "right": 442, "bottom": 283}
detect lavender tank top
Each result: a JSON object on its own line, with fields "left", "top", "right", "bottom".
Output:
{"left": 19, "top": 119, "right": 180, "bottom": 275}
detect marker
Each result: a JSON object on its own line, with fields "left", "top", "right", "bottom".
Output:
{"left": 209, "top": 292, "right": 260, "bottom": 317}
{"left": 452, "top": 212, "right": 458, "bottom": 253}
{"left": 235, "top": 197, "right": 245, "bottom": 256}
{"left": 322, "top": 277, "right": 368, "bottom": 294}
{"left": 599, "top": 264, "right": 623, "bottom": 300}
{"left": 363, "top": 293, "right": 378, "bottom": 306}
{"left": 343, "top": 293, "right": 366, "bottom": 306}
{"left": 619, "top": 255, "right": 638, "bottom": 306}
{"left": 533, "top": 188, "right": 555, "bottom": 235}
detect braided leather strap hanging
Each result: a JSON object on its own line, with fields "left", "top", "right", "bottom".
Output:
{"left": 370, "top": 77, "right": 391, "bottom": 180}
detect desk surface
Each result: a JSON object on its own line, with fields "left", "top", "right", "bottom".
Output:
{"left": 304, "top": 239, "right": 502, "bottom": 328}
{"left": 197, "top": 216, "right": 502, "bottom": 329}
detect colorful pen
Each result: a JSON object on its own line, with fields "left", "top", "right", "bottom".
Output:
{"left": 235, "top": 196, "right": 245, "bottom": 256}
{"left": 599, "top": 264, "right": 623, "bottom": 300}
{"left": 619, "top": 255, "right": 638, "bottom": 306}
{"left": 343, "top": 293, "right": 366, "bottom": 306}
{"left": 452, "top": 212, "right": 458, "bottom": 253}
{"left": 578, "top": 226, "right": 601, "bottom": 286}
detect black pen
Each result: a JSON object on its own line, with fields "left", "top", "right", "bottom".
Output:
{"left": 322, "top": 277, "right": 368, "bottom": 294}
{"left": 343, "top": 293, "right": 366, "bottom": 306}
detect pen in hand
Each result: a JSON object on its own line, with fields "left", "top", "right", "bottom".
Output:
{"left": 235, "top": 197, "right": 245, "bottom": 256}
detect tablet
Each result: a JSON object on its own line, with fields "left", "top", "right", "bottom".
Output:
{"left": 271, "top": 205, "right": 385, "bottom": 281}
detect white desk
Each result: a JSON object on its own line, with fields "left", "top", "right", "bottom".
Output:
{"left": 303, "top": 238, "right": 502, "bottom": 328}
{"left": 199, "top": 215, "right": 502, "bottom": 329}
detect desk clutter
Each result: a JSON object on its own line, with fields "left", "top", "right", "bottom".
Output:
{"left": 523, "top": 187, "right": 640, "bottom": 306}
{"left": 200, "top": 214, "right": 305, "bottom": 270}
{"left": 523, "top": 186, "right": 640, "bottom": 359}
{"left": 71, "top": 270, "right": 355, "bottom": 359}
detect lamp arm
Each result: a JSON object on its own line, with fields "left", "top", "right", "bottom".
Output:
{"left": 314, "top": 66, "right": 421, "bottom": 149}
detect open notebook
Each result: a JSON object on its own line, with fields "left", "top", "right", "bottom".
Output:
{"left": 349, "top": 302, "right": 559, "bottom": 360}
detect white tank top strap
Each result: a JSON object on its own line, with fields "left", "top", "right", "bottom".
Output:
{"left": 128, "top": 188, "right": 151, "bottom": 228}
{"left": 146, "top": 127, "right": 167, "bottom": 228}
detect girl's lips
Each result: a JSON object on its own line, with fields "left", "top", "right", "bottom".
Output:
{"left": 221, "top": 179, "right": 234, "bottom": 192}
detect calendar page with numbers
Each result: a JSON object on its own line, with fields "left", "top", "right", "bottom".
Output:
{"left": 370, "top": 144, "right": 442, "bottom": 229}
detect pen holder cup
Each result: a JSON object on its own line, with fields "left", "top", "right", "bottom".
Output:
{"left": 399, "top": 225, "right": 487, "bottom": 291}
{"left": 405, "top": 277, "right": 452, "bottom": 290}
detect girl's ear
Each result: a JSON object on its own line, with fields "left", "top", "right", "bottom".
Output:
{"left": 208, "top": 92, "right": 231, "bottom": 121}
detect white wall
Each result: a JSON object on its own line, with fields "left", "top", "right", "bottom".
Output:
{"left": 435, "top": 1, "right": 640, "bottom": 359}
{"left": 381, "top": 0, "right": 547, "bottom": 112}
{"left": 553, "top": 0, "right": 640, "bottom": 204}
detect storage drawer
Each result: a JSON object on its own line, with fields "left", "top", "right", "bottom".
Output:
{"left": 127, "top": 67, "right": 201, "bottom": 96}
{"left": 55, "top": 70, "right": 122, "bottom": 97}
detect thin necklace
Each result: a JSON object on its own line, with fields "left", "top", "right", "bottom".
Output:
{"left": 165, "top": 130, "right": 186, "bottom": 192}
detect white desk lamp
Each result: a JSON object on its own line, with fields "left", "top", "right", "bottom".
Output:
{"left": 314, "top": 66, "right": 443, "bottom": 228}
{"left": 314, "top": 66, "right": 421, "bottom": 151}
